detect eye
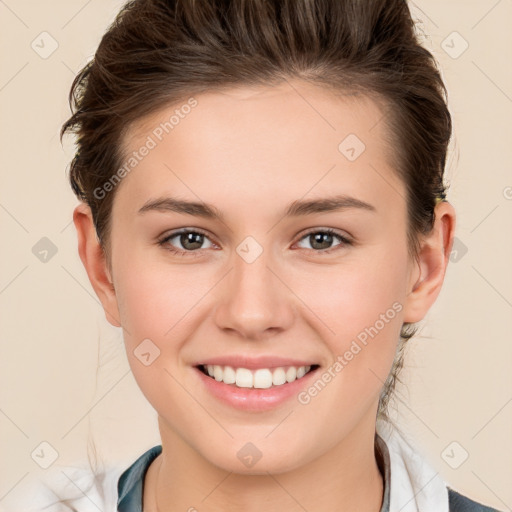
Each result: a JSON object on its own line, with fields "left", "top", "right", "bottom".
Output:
{"left": 294, "top": 228, "right": 352, "bottom": 254}
{"left": 157, "top": 229, "right": 216, "bottom": 256}
{"left": 157, "top": 227, "right": 352, "bottom": 257}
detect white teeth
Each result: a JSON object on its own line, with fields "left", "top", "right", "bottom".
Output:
{"left": 254, "top": 369, "right": 273, "bottom": 389}
{"left": 285, "top": 366, "right": 297, "bottom": 382}
{"left": 201, "top": 364, "right": 314, "bottom": 388}
{"left": 213, "top": 365, "right": 223, "bottom": 381}
{"left": 272, "top": 367, "right": 287, "bottom": 385}
{"left": 223, "top": 365, "right": 236, "bottom": 384}
{"left": 235, "top": 368, "right": 253, "bottom": 388}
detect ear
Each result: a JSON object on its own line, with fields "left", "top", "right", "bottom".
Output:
{"left": 73, "top": 202, "right": 122, "bottom": 328}
{"left": 402, "top": 201, "right": 456, "bottom": 323}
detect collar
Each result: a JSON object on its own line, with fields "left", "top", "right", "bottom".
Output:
{"left": 376, "top": 419, "right": 449, "bottom": 512}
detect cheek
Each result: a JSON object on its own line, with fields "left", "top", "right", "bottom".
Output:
{"left": 112, "top": 258, "right": 204, "bottom": 414}
{"left": 291, "top": 247, "right": 408, "bottom": 397}
{"left": 292, "top": 245, "right": 409, "bottom": 341}
{"left": 113, "top": 248, "right": 211, "bottom": 341}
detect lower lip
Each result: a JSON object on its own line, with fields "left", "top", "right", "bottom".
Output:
{"left": 194, "top": 366, "right": 319, "bottom": 412}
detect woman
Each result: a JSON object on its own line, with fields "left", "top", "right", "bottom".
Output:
{"left": 9, "top": 0, "right": 504, "bottom": 510}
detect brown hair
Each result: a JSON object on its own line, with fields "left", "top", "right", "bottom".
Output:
{"left": 61, "top": 0, "right": 452, "bottom": 426}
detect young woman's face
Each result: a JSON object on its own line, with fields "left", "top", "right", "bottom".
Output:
{"left": 107, "top": 80, "right": 419, "bottom": 473}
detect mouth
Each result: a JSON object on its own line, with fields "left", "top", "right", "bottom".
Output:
{"left": 196, "top": 363, "right": 320, "bottom": 389}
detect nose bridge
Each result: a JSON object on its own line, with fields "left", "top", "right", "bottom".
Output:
{"left": 233, "top": 243, "right": 273, "bottom": 298}
{"left": 214, "top": 240, "right": 294, "bottom": 338}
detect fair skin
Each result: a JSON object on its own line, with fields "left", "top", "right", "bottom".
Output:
{"left": 73, "top": 79, "right": 455, "bottom": 512}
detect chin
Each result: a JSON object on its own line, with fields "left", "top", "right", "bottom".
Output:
{"left": 199, "top": 439, "right": 309, "bottom": 476}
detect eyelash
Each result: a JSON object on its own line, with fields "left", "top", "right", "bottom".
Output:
{"left": 157, "top": 227, "right": 353, "bottom": 258}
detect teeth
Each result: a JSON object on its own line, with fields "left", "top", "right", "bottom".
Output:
{"left": 201, "top": 364, "right": 313, "bottom": 388}
{"left": 235, "top": 368, "right": 253, "bottom": 388}
{"left": 222, "top": 365, "right": 236, "bottom": 384}
{"left": 286, "top": 366, "right": 297, "bottom": 382}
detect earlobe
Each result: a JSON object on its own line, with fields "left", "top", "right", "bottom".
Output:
{"left": 73, "top": 202, "right": 122, "bottom": 328}
{"left": 402, "top": 201, "right": 456, "bottom": 323}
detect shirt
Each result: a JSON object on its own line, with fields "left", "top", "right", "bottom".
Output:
{"left": 2, "top": 419, "right": 503, "bottom": 511}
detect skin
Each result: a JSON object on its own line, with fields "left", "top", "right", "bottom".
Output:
{"left": 73, "top": 79, "right": 456, "bottom": 512}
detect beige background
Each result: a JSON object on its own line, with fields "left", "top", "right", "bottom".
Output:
{"left": 1, "top": 0, "right": 511, "bottom": 510}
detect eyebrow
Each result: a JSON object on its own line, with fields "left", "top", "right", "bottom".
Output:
{"left": 137, "top": 194, "right": 376, "bottom": 220}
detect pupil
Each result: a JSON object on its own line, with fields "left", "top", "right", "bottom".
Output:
{"left": 182, "top": 232, "right": 203, "bottom": 250}
{"left": 312, "top": 232, "right": 332, "bottom": 250}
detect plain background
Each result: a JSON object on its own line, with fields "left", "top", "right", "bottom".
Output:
{"left": 0, "top": 0, "right": 511, "bottom": 510}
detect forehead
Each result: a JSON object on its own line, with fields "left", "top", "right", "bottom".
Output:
{"left": 116, "top": 79, "right": 404, "bottom": 218}
{"left": 125, "top": 80, "right": 389, "bottom": 149}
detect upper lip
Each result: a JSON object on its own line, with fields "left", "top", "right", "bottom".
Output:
{"left": 194, "top": 355, "right": 318, "bottom": 370}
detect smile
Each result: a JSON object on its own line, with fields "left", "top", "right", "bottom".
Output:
{"left": 197, "top": 364, "right": 319, "bottom": 389}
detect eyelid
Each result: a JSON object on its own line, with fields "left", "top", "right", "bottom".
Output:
{"left": 297, "top": 226, "right": 352, "bottom": 243}
{"left": 293, "top": 227, "right": 353, "bottom": 253}
{"left": 157, "top": 226, "right": 353, "bottom": 256}
{"left": 157, "top": 227, "right": 217, "bottom": 252}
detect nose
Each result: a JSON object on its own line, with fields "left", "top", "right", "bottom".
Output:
{"left": 213, "top": 247, "right": 295, "bottom": 341}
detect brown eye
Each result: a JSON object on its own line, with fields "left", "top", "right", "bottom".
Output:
{"left": 158, "top": 229, "right": 215, "bottom": 255}
{"left": 295, "top": 229, "right": 352, "bottom": 253}
{"left": 176, "top": 232, "right": 205, "bottom": 250}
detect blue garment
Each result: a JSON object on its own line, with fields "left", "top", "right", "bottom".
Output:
{"left": 116, "top": 435, "right": 502, "bottom": 512}
{"left": 117, "top": 444, "right": 162, "bottom": 512}
{"left": 448, "top": 489, "right": 503, "bottom": 512}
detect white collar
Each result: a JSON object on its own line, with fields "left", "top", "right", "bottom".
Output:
{"left": 376, "top": 418, "right": 449, "bottom": 512}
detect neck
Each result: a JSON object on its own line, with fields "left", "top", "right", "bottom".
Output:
{"left": 144, "top": 420, "right": 385, "bottom": 512}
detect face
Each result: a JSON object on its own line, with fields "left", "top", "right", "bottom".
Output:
{"left": 98, "top": 80, "right": 421, "bottom": 473}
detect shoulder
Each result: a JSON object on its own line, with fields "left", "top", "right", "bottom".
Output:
{"left": 448, "top": 487, "right": 504, "bottom": 512}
